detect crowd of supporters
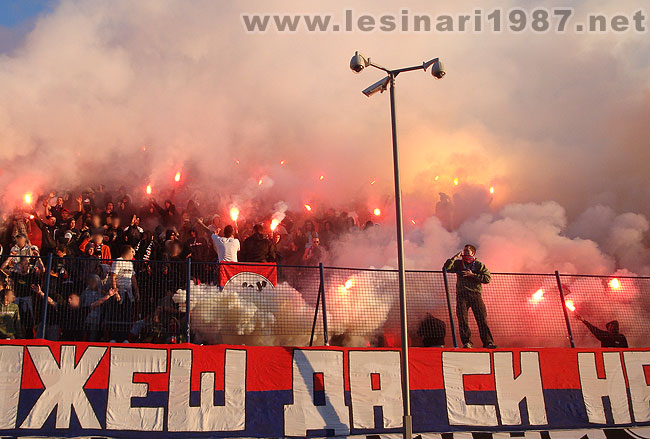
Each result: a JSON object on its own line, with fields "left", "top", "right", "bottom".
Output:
{"left": 0, "top": 186, "right": 375, "bottom": 341}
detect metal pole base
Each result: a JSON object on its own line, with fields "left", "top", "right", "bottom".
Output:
{"left": 403, "top": 414, "right": 412, "bottom": 439}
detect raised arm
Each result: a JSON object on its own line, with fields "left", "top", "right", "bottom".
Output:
{"left": 443, "top": 251, "right": 462, "bottom": 272}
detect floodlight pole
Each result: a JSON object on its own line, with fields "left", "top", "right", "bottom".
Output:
{"left": 357, "top": 57, "right": 441, "bottom": 439}
{"left": 388, "top": 71, "right": 413, "bottom": 439}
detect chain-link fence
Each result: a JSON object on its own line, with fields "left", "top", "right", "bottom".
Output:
{"left": 0, "top": 255, "right": 647, "bottom": 348}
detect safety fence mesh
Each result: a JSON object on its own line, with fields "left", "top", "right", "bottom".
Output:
{"left": 0, "top": 255, "right": 647, "bottom": 348}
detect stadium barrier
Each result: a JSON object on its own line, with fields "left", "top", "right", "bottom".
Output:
{"left": 0, "top": 341, "right": 649, "bottom": 438}
{"left": 0, "top": 255, "right": 647, "bottom": 348}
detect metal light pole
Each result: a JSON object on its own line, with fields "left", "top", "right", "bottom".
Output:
{"left": 350, "top": 52, "right": 445, "bottom": 439}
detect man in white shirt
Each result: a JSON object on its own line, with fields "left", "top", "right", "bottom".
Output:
{"left": 111, "top": 245, "right": 139, "bottom": 302}
{"left": 212, "top": 225, "right": 240, "bottom": 262}
{"left": 107, "top": 245, "right": 139, "bottom": 342}
{"left": 197, "top": 220, "right": 240, "bottom": 262}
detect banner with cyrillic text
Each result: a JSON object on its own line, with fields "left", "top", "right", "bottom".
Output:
{"left": 0, "top": 341, "right": 649, "bottom": 437}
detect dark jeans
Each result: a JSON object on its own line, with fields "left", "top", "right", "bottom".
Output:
{"left": 456, "top": 290, "right": 494, "bottom": 346}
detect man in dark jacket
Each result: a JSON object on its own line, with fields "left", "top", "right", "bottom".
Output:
{"left": 576, "top": 314, "right": 628, "bottom": 348}
{"left": 443, "top": 244, "right": 496, "bottom": 349}
{"left": 34, "top": 213, "right": 58, "bottom": 255}
{"left": 241, "top": 224, "right": 276, "bottom": 263}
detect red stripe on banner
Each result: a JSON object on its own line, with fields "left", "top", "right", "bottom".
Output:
{"left": 190, "top": 345, "right": 226, "bottom": 391}
{"left": 409, "top": 348, "right": 444, "bottom": 390}
{"left": 247, "top": 346, "right": 296, "bottom": 391}
{"left": 313, "top": 372, "right": 325, "bottom": 391}
{"left": 464, "top": 373, "right": 496, "bottom": 391}
{"left": 539, "top": 349, "right": 581, "bottom": 389}
{"left": 371, "top": 373, "right": 380, "bottom": 390}
{"left": 219, "top": 263, "right": 278, "bottom": 287}
{"left": 134, "top": 369, "right": 170, "bottom": 393}
{"left": 21, "top": 346, "right": 43, "bottom": 390}
{"left": 85, "top": 349, "right": 110, "bottom": 389}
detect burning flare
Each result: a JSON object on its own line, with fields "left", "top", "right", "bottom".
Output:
{"left": 280, "top": 160, "right": 286, "bottom": 165}
{"left": 230, "top": 206, "right": 239, "bottom": 222}
{"left": 609, "top": 278, "right": 621, "bottom": 290}
{"left": 258, "top": 179, "right": 263, "bottom": 186}
{"left": 270, "top": 218, "right": 280, "bottom": 231}
{"left": 373, "top": 208, "right": 381, "bottom": 216}
{"left": 529, "top": 288, "right": 544, "bottom": 303}
{"left": 489, "top": 186, "right": 495, "bottom": 194}
{"left": 319, "top": 175, "right": 325, "bottom": 181}
{"left": 337, "top": 278, "right": 354, "bottom": 296}
{"left": 145, "top": 185, "right": 152, "bottom": 195}
{"left": 304, "top": 204, "right": 312, "bottom": 212}
{"left": 23, "top": 193, "right": 32, "bottom": 204}
{"left": 453, "top": 177, "right": 459, "bottom": 186}
{"left": 565, "top": 299, "right": 576, "bottom": 312}
{"left": 411, "top": 219, "right": 416, "bottom": 225}
{"left": 370, "top": 180, "right": 376, "bottom": 185}
{"left": 174, "top": 171, "right": 181, "bottom": 182}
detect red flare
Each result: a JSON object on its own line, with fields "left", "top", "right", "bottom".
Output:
{"left": 565, "top": 299, "right": 576, "bottom": 312}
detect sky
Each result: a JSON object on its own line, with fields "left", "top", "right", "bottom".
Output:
{"left": 0, "top": 0, "right": 649, "bottom": 274}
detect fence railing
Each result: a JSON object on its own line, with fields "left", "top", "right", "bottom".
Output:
{"left": 0, "top": 255, "right": 647, "bottom": 348}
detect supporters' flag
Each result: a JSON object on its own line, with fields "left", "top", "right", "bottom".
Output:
{"left": 219, "top": 262, "right": 277, "bottom": 287}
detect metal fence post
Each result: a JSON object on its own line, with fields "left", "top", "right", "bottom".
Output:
{"left": 186, "top": 258, "right": 191, "bottom": 343}
{"left": 319, "top": 263, "right": 329, "bottom": 346}
{"left": 309, "top": 284, "right": 322, "bottom": 347}
{"left": 442, "top": 267, "right": 458, "bottom": 348}
{"left": 555, "top": 270, "right": 575, "bottom": 348}
{"left": 39, "top": 253, "right": 53, "bottom": 340}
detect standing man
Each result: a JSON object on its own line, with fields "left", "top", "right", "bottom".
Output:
{"left": 443, "top": 244, "right": 496, "bottom": 349}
